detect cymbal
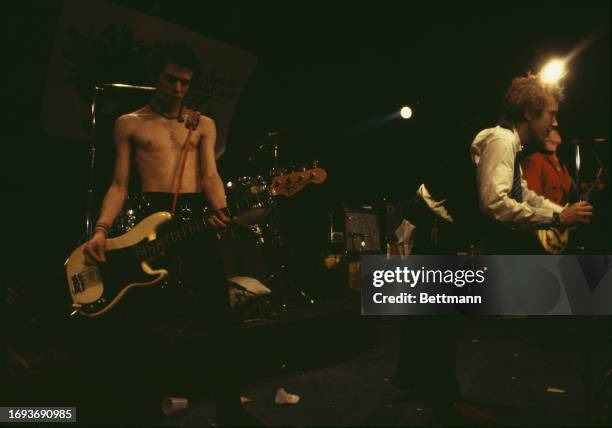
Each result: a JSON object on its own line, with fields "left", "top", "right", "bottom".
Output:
{"left": 252, "top": 129, "right": 289, "bottom": 148}
{"left": 97, "top": 82, "right": 156, "bottom": 91}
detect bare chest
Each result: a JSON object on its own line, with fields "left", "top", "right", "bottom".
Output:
{"left": 131, "top": 119, "right": 202, "bottom": 154}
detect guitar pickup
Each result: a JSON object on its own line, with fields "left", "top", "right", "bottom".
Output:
{"left": 71, "top": 274, "right": 84, "bottom": 293}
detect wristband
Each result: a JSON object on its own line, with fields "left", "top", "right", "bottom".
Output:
{"left": 94, "top": 223, "right": 110, "bottom": 235}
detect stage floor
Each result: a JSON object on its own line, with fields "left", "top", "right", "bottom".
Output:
{"left": 156, "top": 317, "right": 611, "bottom": 427}
{"left": 5, "top": 294, "right": 611, "bottom": 427}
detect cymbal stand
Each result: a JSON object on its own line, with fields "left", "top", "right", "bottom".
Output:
{"left": 263, "top": 147, "right": 316, "bottom": 311}
{"left": 84, "top": 85, "right": 103, "bottom": 240}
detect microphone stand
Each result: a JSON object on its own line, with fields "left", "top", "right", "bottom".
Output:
{"left": 85, "top": 85, "right": 102, "bottom": 240}
{"left": 574, "top": 144, "right": 586, "bottom": 253}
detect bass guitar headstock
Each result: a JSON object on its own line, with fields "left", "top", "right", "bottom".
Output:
{"left": 270, "top": 168, "right": 327, "bottom": 197}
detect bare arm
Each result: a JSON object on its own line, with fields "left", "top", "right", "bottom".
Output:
{"left": 199, "top": 116, "right": 230, "bottom": 227}
{"left": 83, "top": 115, "right": 132, "bottom": 261}
{"left": 98, "top": 116, "right": 133, "bottom": 224}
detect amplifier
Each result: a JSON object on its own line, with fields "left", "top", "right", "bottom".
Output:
{"left": 329, "top": 205, "right": 382, "bottom": 254}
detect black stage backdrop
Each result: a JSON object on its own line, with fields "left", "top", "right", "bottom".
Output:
{"left": 5, "top": 0, "right": 611, "bottom": 283}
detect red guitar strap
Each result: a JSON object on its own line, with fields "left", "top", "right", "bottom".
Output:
{"left": 171, "top": 111, "right": 199, "bottom": 215}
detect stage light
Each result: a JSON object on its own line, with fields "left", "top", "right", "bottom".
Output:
{"left": 400, "top": 106, "right": 413, "bottom": 119}
{"left": 540, "top": 59, "right": 567, "bottom": 84}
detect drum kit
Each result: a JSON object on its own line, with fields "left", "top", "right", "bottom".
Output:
{"left": 216, "top": 130, "right": 321, "bottom": 314}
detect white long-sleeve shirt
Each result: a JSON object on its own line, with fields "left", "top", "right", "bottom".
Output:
{"left": 470, "top": 126, "right": 563, "bottom": 230}
{"left": 416, "top": 183, "right": 454, "bottom": 223}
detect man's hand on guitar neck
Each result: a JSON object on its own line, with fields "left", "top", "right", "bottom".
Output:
{"left": 560, "top": 201, "right": 593, "bottom": 226}
{"left": 84, "top": 231, "right": 107, "bottom": 264}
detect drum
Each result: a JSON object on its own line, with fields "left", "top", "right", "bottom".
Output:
{"left": 113, "top": 194, "right": 151, "bottom": 235}
{"left": 223, "top": 175, "right": 274, "bottom": 225}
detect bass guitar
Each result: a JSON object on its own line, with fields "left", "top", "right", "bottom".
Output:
{"left": 65, "top": 168, "right": 327, "bottom": 317}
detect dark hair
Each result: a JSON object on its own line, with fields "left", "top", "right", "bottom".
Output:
{"left": 502, "top": 73, "right": 565, "bottom": 124}
{"left": 149, "top": 41, "right": 201, "bottom": 81}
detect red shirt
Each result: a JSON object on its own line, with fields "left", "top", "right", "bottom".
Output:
{"left": 521, "top": 151, "right": 571, "bottom": 206}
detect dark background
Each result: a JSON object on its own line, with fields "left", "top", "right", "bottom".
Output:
{"left": 6, "top": 0, "right": 611, "bottom": 283}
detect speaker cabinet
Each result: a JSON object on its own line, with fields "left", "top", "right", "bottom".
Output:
{"left": 329, "top": 205, "right": 382, "bottom": 254}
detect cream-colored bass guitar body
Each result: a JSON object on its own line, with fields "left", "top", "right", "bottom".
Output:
{"left": 65, "top": 212, "right": 173, "bottom": 317}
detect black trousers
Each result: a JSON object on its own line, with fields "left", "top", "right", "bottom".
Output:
{"left": 127, "top": 192, "right": 241, "bottom": 414}
{"left": 396, "top": 316, "right": 460, "bottom": 406}
{"left": 395, "top": 199, "right": 461, "bottom": 407}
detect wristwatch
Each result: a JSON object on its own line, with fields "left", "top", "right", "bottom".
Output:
{"left": 552, "top": 211, "right": 561, "bottom": 227}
